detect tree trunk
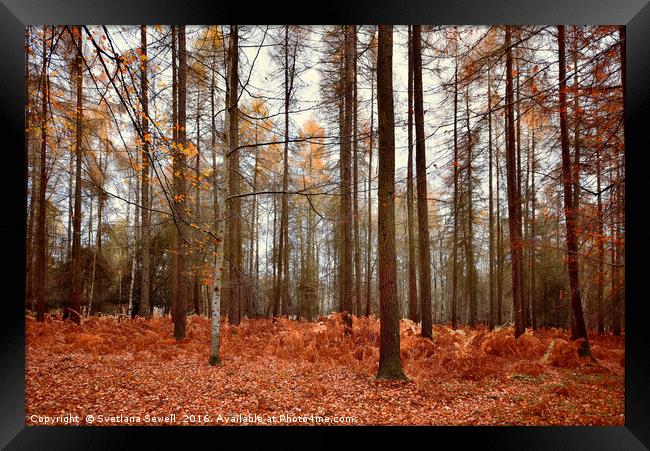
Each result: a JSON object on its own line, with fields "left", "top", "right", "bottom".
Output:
{"left": 35, "top": 26, "right": 50, "bottom": 322}
{"left": 406, "top": 25, "right": 419, "bottom": 324}
{"left": 170, "top": 25, "right": 178, "bottom": 324}
{"left": 465, "top": 85, "right": 477, "bottom": 326}
{"left": 530, "top": 127, "right": 537, "bottom": 330}
{"left": 352, "top": 26, "right": 362, "bottom": 318}
{"left": 365, "top": 34, "right": 375, "bottom": 318}
{"left": 174, "top": 25, "right": 188, "bottom": 339}
{"left": 226, "top": 25, "right": 242, "bottom": 326}
{"left": 274, "top": 26, "right": 291, "bottom": 319}
{"left": 209, "top": 49, "right": 223, "bottom": 363}
{"left": 451, "top": 42, "right": 459, "bottom": 330}
{"left": 69, "top": 26, "right": 83, "bottom": 324}
{"left": 557, "top": 25, "right": 589, "bottom": 355}
{"left": 139, "top": 25, "right": 151, "bottom": 319}
{"left": 504, "top": 26, "right": 524, "bottom": 338}
{"left": 413, "top": 25, "right": 432, "bottom": 339}
{"left": 339, "top": 25, "right": 354, "bottom": 332}
{"left": 488, "top": 65, "right": 495, "bottom": 330}
{"left": 376, "top": 25, "right": 407, "bottom": 381}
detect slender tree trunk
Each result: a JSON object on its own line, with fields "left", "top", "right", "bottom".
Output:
{"left": 514, "top": 54, "right": 529, "bottom": 329}
{"left": 406, "top": 25, "right": 419, "bottom": 324}
{"left": 530, "top": 127, "right": 537, "bottom": 330}
{"left": 209, "top": 48, "right": 223, "bottom": 364}
{"left": 451, "top": 41, "right": 459, "bottom": 330}
{"left": 596, "top": 143, "right": 604, "bottom": 335}
{"left": 35, "top": 26, "right": 50, "bottom": 323}
{"left": 174, "top": 25, "right": 188, "bottom": 339}
{"left": 365, "top": 37, "right": 375, "bottom": 318}
{"left": 465, "top": 85, "right": 477, "bottom": 326}
{"left": 139, "top": 25, "right": 151, "bottom": 319}
{"left": 505, "top": 26, "right": 524, "bottom": 338}
{"left": 557, "top": 25, "right": 589, "bottom": 355}
{"left": 496, "top": 119, "right": 503, "bottom": 326}
{"left": 68, "top": 26, "right": 83, "bottom": 324}
{"left": 226, "top": 25, "right": 242, "bottom": 326}
{"left": 413, "top": 25, "right": 432, "bottom": 339}
{"left": 376, "top": 25, "right": 407, "bottom": 381}
{"left": 249, "top": 126, "right": 260, "bottom": 317}
{"left": 352, "top": 26, "right": 362, "bottom": 318}
{"left": 170, "top": 26, "right": 178, "bottom": 324}
{"left": 194, "top": 89, "right": 202, "bottom": 316}
{"left": 339, "top": 25, "right": 354, "bottom": 333}
{"left": 488, "top": 66, "right": 495, "bottom": 330}
{"left": 274, "top": 26, "right": 291, "bottom": 319}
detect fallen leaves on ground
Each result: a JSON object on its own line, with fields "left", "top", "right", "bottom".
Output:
{"left": 25, "top": 313, "right": 624, "bottom": 426}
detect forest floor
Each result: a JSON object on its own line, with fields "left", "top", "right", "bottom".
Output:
{"left": 25, "top": 313, "right": 624, "bottom": 426}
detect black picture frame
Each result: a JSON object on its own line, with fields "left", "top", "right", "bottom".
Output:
{"left": 1, "top": 1, "right": 648, "bottom": 448}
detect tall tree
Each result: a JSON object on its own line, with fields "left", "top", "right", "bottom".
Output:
{"left": 406, "top": 25, "right": 419, "bottom": 324}
{"left": 365, "top": 28, "right": 376, "bottom": 317}
{"left": 35, "top": 26, "right": 50, "bottom": 322}
{"left": 464, "top": 85, "right": 477, "bottom": 325}
{"left": 174, "top": 25, "right": 188, "bottom": 339}
{"left": 413, "top": 25, "right": 432, "bottom": 339}
{"left": 226, "top": 25, "right": 242, "bottom": 326}
{"left": 375, "top": 25, "right": 407, "bottom": 381}
{"left": 139, "top": 25, "right": 151, "bottom": 319}
{"left": 557, "top": 25, "right": 589, "bottom": 355}
{"left": 352, "top": 26, "right": 362, "bottom": 317}
{"left": 170, "top": 25, "right": 179, "bottom": 324}
{"left": 488, "top": 65, "right": 496, "bottom": 330}
{"left": 339, "top": 25, "right": 354, "bottom": 332}
{"left": 273, "top": 26, "right": 293, "bottom": 318}
{"left": 210, "top": 34, "right": 225, "bottom": 365}
{"left": 68, "top": 25, "right": 83, "bottom": 324}
{"left": 451, "top": 33, "right": 459, "bottom": 330}
{"left": 505, "top": 26, "right": 525, "bottom": 338}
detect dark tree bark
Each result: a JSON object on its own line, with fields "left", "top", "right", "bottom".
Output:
{"left": 451, "top": 40, "right": 459, "bottom": 330}
{"left": 274, "top": 26, "right": 290, "bottom": 318}
{"left": 35, "top": 26, "right": 50, "bottom": 322}
{"left": 339, "top": 25, "right": 354, "bottom": 333}
{"left": 174, "top": 25, "right": 188, "bottom": 339}
{"left": 465, "top": 85, "right": 477, "bottom": 326}
{"left": 406, "top": 25, "right": 419, "bottom": 324}
{"left": 376, "top": 25, "right": 407, "bottom": 381}
{"left": 226, "top": 25, "right": 242, "bottom": 326}
{"left": 488, "top": 66, "right": 495, "bottom": 330}
{"left": 352, "top": 26, "right": 362, "bottom": 318}
{"left": 530, "top": 128, "right": 537, "bottom": 330}
{"left": 68, "top": 26, "right": 83, "bottom": 324}
{"left": 504, "top": 26, "right": 525, "bottom": 338}
{"left": 139, "top": 25, "right": 151, "bottom": 319}
{"left": 413, "top": 25, "right": 432, "bottom": 339}
{"left": 557, "top": 25, "right": 589, "bottom": 355}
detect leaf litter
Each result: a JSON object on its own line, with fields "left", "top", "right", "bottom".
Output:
{"left": 25, "top": 313, "right": 624, "bottom": 425}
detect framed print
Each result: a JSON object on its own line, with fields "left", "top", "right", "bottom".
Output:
{"left": 1, "top": 0, "right": 649, "bottom": 448}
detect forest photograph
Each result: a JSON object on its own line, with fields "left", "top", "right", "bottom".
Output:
{"left": 24, "top": 24, "right": 625, "bottom": 426}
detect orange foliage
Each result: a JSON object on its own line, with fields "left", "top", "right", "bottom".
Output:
{"left": 25, "top": 314, "right": 624, "bottom": 426}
